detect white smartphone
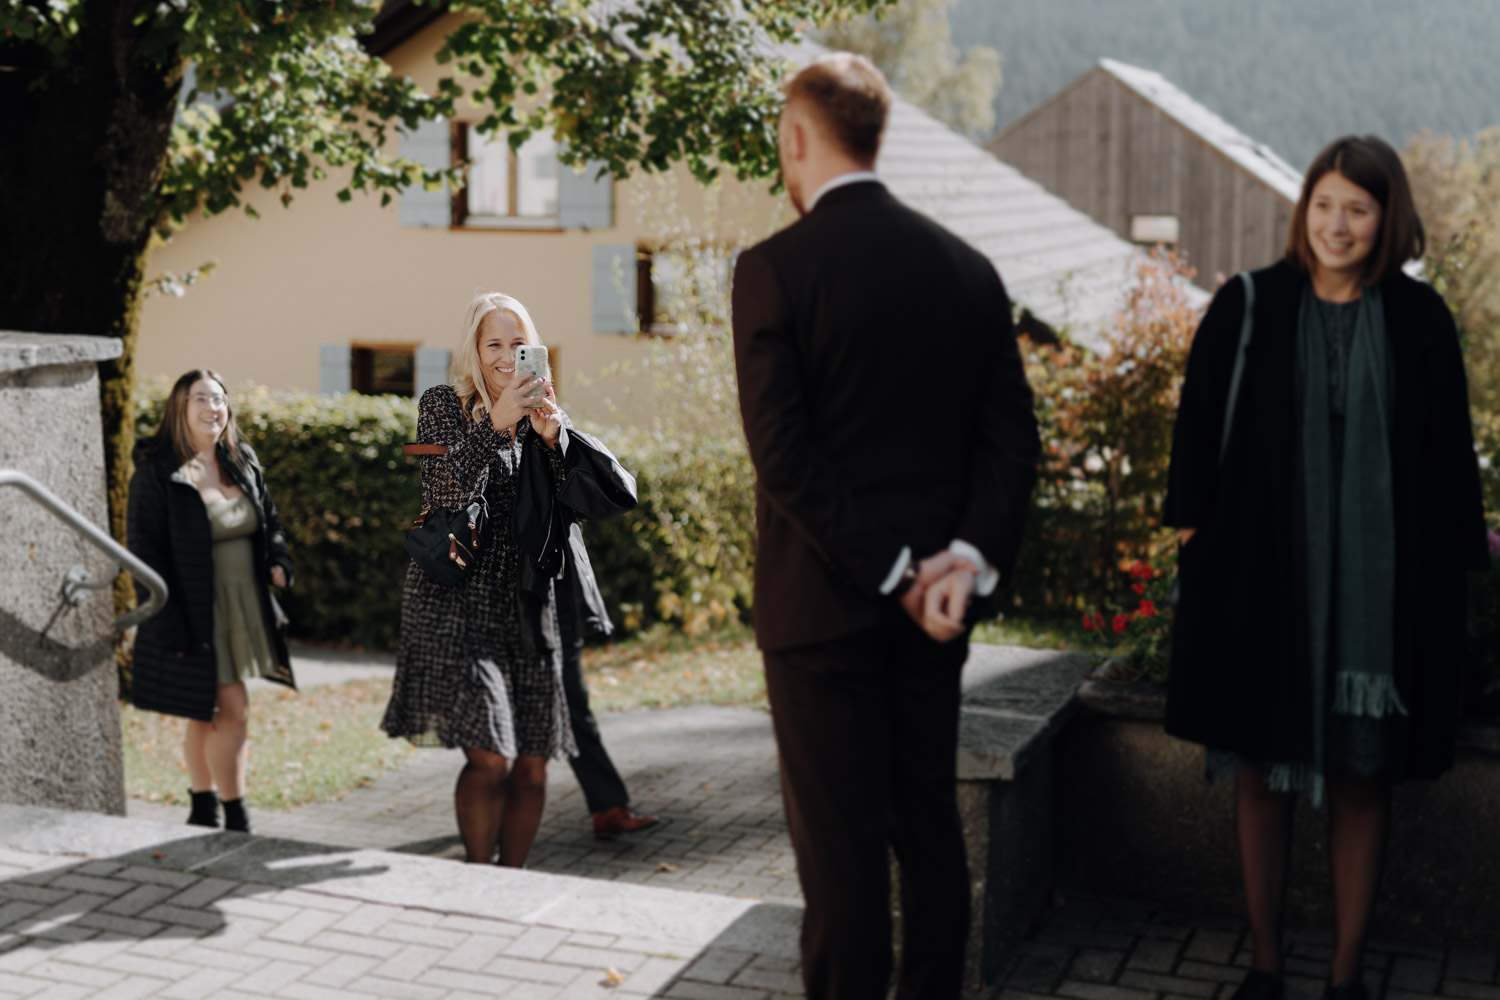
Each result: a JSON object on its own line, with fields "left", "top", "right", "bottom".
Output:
{"left": 514, "top": 344, "right": 550, "bottom": 397}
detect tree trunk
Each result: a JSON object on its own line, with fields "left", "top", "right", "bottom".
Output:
{"left": 0, "top": 1, "right": 182, "bottom": 619}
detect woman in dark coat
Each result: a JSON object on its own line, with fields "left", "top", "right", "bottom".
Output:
{"left": 1164, "top": 136, "right": 1489, "bottom": 1000}
{"left": 128, "top": 369, "right": 296, "bottom": 834}
{"left": 382, "top": 292, "right": 576, "bottom": 867}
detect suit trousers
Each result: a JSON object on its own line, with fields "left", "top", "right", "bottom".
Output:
{"left": 557, "top": 593, "right": 630, "bottom": 814}
{"left": 763, "top": 619, "right": 971, "bottom": 1000}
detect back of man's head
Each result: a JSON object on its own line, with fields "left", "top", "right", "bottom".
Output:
{"left": 784, "top": 52, "right": 894, "bottom": 166}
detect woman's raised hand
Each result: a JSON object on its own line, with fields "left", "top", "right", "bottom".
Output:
{"left": 527, "top": 379, "right": 563, "bottom": 449}
{"left": 488, "top": 371, "right": 549, "bottom": 436}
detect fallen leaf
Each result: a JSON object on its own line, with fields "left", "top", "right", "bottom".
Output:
{"left": 603, "top": 967, "right": 626, "bottom": 987}
{"left": 151, "top": 851, "right": 166, "bottom": 860}
{"left": 686, "top": 829, "right": 700, "bottom": 838}
{"left": 655, "top": 863, "right": 677, "bottom": 873}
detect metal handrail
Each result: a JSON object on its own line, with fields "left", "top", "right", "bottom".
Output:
{"left": 0, "top": 469, "right": 168, "bottom": 632}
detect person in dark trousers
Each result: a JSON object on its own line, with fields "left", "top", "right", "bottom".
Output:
{"left": 731, "top": 52, "right": 1040, "bottom": 1000}
{"left": 554, "top": 526, "right": 658, "bottom": 839}
{"left": 1164, "top": 136, "right": 1490, "bottom": 1000}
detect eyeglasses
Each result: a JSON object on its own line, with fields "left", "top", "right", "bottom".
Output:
{"left": 189, "top": 393, "right": 228, "bottom": 409}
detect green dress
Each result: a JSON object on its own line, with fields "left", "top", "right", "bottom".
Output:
{"left": 207, "top": 495, "right": 277, "bottom": 686}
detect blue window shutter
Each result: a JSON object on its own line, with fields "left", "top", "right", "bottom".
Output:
{"left": 399, "top": 116, "right": 451, "bottom": 227}
{"left": 591, "top": 246, "right": 637, "bottom": 334}
{"left": 414, "top": 348, "right": 450, "bottom": 396}
{"left": 559, "top": 161, "right": 613, "bottom": 230}
{"left": 319, "top": 345, "right": 350, "bottom": 394}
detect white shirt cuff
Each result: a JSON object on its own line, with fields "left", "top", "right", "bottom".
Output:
{"left": 949, "top": 539, "right": 999, "bottom": 597}
{"left": 556, "top": 422, "right": 570, "bottom": 456}
{"left": 878, "top": 546, "right": 913, "bottom": 595}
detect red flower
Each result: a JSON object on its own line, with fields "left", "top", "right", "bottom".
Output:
{"left": 1137, "top": 600, "right": 1157, "bottom": 617}
{"left": 1082, "top": 615, "right": 1095, "bottom": 630}
{"left": 1132, "top": 583, "right": 1146, "bottom": 595}
{"left": 1112, "top": 614, "right": 1131, "bottom": 633}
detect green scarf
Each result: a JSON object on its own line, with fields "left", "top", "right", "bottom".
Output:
{"left": 1299, "top": 281, "right": 1405, "bottom": 747}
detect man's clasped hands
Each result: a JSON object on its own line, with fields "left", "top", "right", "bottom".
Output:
{"left": 898, "top": 551, "right": 979, "bottom": 644}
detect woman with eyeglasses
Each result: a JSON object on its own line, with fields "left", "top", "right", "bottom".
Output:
{"left": 127, "top": 368, "right": 297, "bottom": 833}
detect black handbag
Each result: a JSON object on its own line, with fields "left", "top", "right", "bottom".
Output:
{"left": 402, "top": 443, "right": 490, "bottom": 586}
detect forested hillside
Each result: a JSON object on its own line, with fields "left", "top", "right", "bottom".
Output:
{"left": 950, "top": 0, "right": 1500, "bottom": 168}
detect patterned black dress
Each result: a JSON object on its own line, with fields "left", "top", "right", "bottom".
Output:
{"left": 381, "top": 385, "right": 576, "bottom": 760}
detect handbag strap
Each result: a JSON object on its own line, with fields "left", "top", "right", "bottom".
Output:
{"left": 1218, "top": 271, "right": 1255, "bottom": 464}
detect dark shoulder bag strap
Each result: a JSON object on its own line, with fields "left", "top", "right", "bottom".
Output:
{"left": 1218, "top": 271, "right": 1256, "bottom": 464}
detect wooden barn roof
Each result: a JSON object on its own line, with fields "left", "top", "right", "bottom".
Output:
{"left": 879, "top": 96, "right": 1206, "bottom": 347}
{"left": 1097, "top": 58, "right": 1305, "bottom": 203}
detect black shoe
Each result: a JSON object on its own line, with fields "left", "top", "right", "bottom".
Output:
{"left": 221, "top": 797, "right": 254, "bottom": 834}
{"left": 186, "top": 790, "right": 219, "bottom": 828}
{"left": 1326, "top": 980, "right": 1370, "bottom": 1000}
{"left": 1232, "top": 970, "right": 1285, "bottom": 1000}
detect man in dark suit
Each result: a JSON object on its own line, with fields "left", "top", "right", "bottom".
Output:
{"left": 731, "top": 52, "right": 1040, "bottom": 999}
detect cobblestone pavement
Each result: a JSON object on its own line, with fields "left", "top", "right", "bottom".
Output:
{"left": 0, "top": 805, "right": 808, "bottom": 1000}
{"left": 129, "top": 706, "right": 802, "bottom": 905}
{"left": 1002, "top": 891, "right": 1499, "bottom": 1000}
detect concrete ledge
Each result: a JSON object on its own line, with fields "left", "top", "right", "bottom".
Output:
{"left": 948, "top": 645, "right": 1094, "bottom": 991}
{"left": 1059, "top": 680, "right": 1500, "bottom": 946}
{"left": 0, "top": 332, "right": 122, "bottom": 374}
{"left": 1078, "top": 674, "right": 1500, "bottom": 754}
{"left": 958, "top": 645, "right": 1093, "bottom": 781}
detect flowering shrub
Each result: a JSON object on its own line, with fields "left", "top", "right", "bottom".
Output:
{"left": 1082, "top": 548, "right": 1177, "bottom": 683}
{"left": 1009, "top": 248, "right": 1200, "bottom": 616}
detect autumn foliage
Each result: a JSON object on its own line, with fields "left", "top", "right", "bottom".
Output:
{"left": 1008, "top": 249, "right": 1201, "bottom": 616}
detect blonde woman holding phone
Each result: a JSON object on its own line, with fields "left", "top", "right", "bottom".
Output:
{"left": 382, "top": 292, "right": 576, "bottom": 867}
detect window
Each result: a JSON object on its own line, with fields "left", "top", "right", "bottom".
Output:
{"left": 398, "top": 115, "right": 611, "bottom": 230}
{"left": 634, "top": 244, "right": 736, "bottom": 336}
{"left": 1129, "top": 214, "right": 1180, "bottom": 245}
{"left": 453, "top": 124, "right": 560, "bottom": 228}
{"left": 351, "top": 345, "right": 416, "bottom": 396}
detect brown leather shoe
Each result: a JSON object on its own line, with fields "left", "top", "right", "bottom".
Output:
{"left": 592, "top": 805, "right": 659, "bottom": 839}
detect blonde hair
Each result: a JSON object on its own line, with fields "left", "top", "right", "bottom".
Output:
{"left": 451, "top": 292, "right": 542, "bottom": 421}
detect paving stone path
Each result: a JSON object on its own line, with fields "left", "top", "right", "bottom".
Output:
{"left": 1002, "top": 891, "right": 1499, "bottom": 1000}
{"left": 97, "top": 646, "right": 1497, "bottom": 999}
{"left": 0, "top": 805, "right": 808, "bottom": 1000}
{"left": 130, "top": 699, "right": 802, "bottom": 906}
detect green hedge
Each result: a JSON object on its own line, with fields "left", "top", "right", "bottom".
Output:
{"left": 578, "top": 426, "right": 755, "bottom": 636}
{"left": 132, "top": 384, "right": 755, "bottom": 649}
{"left": 135, "top": 383, "right": 420, "bottom": 650}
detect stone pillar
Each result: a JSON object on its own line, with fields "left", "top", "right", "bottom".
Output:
{"left": 0, "top": 332, "right": 127, "bottom": 815}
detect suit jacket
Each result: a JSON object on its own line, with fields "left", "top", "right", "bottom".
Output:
{"left": 732, "top": 180, "right": 1040, "bottom": 652}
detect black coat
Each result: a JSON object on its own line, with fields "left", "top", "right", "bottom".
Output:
{"left": 127, "top": 441, "right": 296, "bottom": 721}
{"left": 515, "top": 422, "right": 638, "bottom": 641}
{"left": 1163, "top": 259, "right": 1490, "bottom": 778}
{"left": 731, "top": 181, "right": 1040, "bottom": 652}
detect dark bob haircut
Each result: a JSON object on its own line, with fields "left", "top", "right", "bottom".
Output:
{"left": 784, "top": 52, "right": 894, "bottom": 166}
{"left": 1286, "top": 135, "right": 1425, "bottom": 286}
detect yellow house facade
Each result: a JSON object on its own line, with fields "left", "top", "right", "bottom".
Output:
{"left": 138, "top": 8, "right": 1159, "bottom": 423}
{"left": 138, "top": 8, "right": 784, "bottom": 424}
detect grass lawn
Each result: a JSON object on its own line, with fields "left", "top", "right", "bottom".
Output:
{"left": 122, "top": 615, "right": 1103, "bottom": 813}
{"left": 122, "top": 678, "right": 416, "bottom": 812}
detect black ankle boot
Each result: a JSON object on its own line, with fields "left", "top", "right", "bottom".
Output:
{"left": 1326, "top": 980, "right": 1369, "bottom": 1000}
{"left": 1231, "top": 970, "right": 1284, "bottom": 1000}
{"left": 186, "top": 790, "right": 219, "bottom": 828}
{"left": 221, "top": 797, "right": 253, "bottom": 834}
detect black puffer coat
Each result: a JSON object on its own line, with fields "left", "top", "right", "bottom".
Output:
{"left": 127, "top": 441, "right": 296, "bottom": 721}
{"left": 1163, "top": 260, "right": 1490, "bottom": 779}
